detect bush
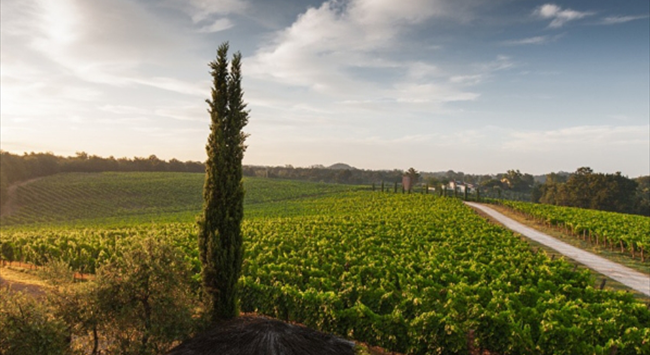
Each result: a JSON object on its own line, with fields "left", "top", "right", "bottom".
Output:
{"left": 0, "top": 288, "right": 70, "bottom": 355}
{"left": 93, "top": 237, "right": 198, "bottom": 354}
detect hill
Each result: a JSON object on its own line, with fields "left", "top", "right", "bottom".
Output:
{"left": 327, "top": 163, "right": 356, "bottom": 170}
{"left": 0, "top": 172, "right": 366, "bottom": 227}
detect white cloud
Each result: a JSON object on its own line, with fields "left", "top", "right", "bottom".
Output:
{"left": 501, "top": 34, "right": 564, "bottom": 46}
{"left": 503, "top": 36, "right": 548, "bottom": 46}
{"left": 128, "top": 77, "right": 206, "bottom": 97}
{"left": 8, "top": 0, "right": 195, "bottom": 88}
{"left": 247, "top": 0, "right": 488, "bottom": 109}
{"left": 599, "top": 15, "right": 649, "bottom": 25}
{"left": 393, "top": 83, "right": 480, "bottom": 103}
{"left": 197, "top": 18, "right": 234, "bottom": 32}
{"left": 534, "top": 3, "right": 594, "bottom": 28}
{"left": 164, "top": 0, "right": 248, "bottom": 33}
{"left": 449, "top": 75, "right": 484, "bottom": 85}
{"left": 173, "top": 0, "right": 249, "bottom": 23}
{"left": 503, "top": 125, "right": 649, "bottom": 152}
{"left": 99, "top": 103, "right": 206, "bottom": 122}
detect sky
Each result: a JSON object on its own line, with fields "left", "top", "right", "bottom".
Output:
{"left": 1, "top": 0, "right": 649, "bottom": 177}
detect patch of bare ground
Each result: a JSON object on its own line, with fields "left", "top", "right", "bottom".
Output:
{"left": 0, "top": 265, "right": 49, "bottom": 298}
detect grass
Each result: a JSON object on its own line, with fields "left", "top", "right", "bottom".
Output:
{"left": 0, "top": 265, "right": 51, "bottom": 288}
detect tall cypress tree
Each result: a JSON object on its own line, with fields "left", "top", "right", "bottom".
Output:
{"left": 198, "top": 42, "right": 248, "bottom": 322}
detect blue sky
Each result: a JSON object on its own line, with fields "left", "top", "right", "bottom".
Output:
{"left": 1, "top": 0, "right": 648, "bottom": 176}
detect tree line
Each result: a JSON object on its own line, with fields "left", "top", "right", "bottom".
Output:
{"left": 2, "top": 151, "right": 647, "bottom": 217}
{"left": 242, "top": 165, "right": 405, "bottom": 185}
{"left": 532, "top": 167, "right": 649, "bottom": 216}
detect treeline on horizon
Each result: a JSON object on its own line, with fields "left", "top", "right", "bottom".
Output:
{"left": 1, "top": 151, "right": 648, "bottom": 216}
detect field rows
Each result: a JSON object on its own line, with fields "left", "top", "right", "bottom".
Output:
{"left": 0, "top": 172, "right": 364, "bottom": 226}
{"left": 2, "top": 191, "right": 649, "bottom": 354}
{"left": 495, "top": 200, "right": 650, "bottom": 261}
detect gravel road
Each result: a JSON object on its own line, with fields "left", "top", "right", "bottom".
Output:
{"left": 465, "top": 202, "right": 650, "bottom": 297}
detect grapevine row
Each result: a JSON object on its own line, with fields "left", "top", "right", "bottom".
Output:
{"left": 494, "top": 200, "right": 650, "bottom": 261}
{"left": 2, "top": 192, "right": 648, "bottom": 354}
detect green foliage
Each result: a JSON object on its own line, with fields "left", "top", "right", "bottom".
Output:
{"left": 235, "top": 193, "right": 650, "bottom": 353}
{"left": 2, "top": 191, "right": 649, "bottom": 353}
{"left": 635, "top": 176, "right": 650, "bottom": 216}
{"left": 94, "top": 237, "right": 197, "bottom": 354}
{"left": 497, "top": 199, "right": 650, "bottom": 261}
{"left": 500, "top": 169, "right": 535, "bottom": 193}
{"left": 0, "top": 288, "right": 70, "bottom": 355}
{"left": 198, "top": 42, "right": 249, "bottom": 322}
{"left": 37, "top": 238, "right": 198, "bottom": 355}
{"left": 538, "top": 167, "right": 640, "bottom": 215}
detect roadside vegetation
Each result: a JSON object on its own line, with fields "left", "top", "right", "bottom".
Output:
{"left": 492, "top": 200, "right": 650, "bottom": 263}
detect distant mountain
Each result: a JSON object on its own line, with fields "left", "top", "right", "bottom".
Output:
{"left": 327, "top": 163, "right": 356, "bottom": 170}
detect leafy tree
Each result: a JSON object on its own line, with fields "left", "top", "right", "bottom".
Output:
{"left": 501, "top": 169, "right": 534, "bottom": 192}
{"left": 538, "top": 167, "right": 640, "bottom": 214}
{"left": 198, "top": 42, "right": 249, "bottom": 322}
{"left": 635, "top": 176, "right": 650, "bottom": 216}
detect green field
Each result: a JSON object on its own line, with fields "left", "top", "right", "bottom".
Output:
{"left": 0, "top": 172, "right": 366, "bottom": 227}
{"left": 1, "top": 173, "right": 649, "bottom": 354}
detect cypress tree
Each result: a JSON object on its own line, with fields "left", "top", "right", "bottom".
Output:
{"left": 198, "top": 42, "right": 249, "bottom": 322}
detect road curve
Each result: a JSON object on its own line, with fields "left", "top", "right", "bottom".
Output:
{"left": 465, "top": 202, "right": 650, "bottom": 297}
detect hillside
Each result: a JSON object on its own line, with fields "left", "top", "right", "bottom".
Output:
{"left": 0, "top": 172, "right": 366, "bottom": 227}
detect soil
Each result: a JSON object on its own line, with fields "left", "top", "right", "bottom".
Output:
{"left": 0, "top": 271, "right": 47, "bottom": 298}
{"left": 167, "top": 315, "right": 356, "bottom": 355}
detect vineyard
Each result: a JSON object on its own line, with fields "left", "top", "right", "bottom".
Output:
{"left": 493, "top": 200, "right": 650, "bottom": 262}
{"left": 2, "top": 182, "right": 649, "bottom": 354}
{"left": 0, "top": 172, "right": 364, "bottom": 227}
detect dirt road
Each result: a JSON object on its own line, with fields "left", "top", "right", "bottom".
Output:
{"left": 465, "top": 202, "right": 650, "bottom": 297}
{"left": 0, "top": 177, "right": 42, "bottom": 218}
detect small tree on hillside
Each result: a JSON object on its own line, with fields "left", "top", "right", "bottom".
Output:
{"left": 198, "top": 42, "right": 249, "bottom": 322}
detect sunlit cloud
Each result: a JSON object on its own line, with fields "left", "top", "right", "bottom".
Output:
{"left": 598, "top": 15, "right": 649, "bottom": 25}
{"left": 1, "top": 0, "right": 647, "bottom": 176}
{"left": 534, "top": 3, "right": 594, "bottom": 28}
{"left": 171, "top": 0, "right": 249, "bottom": 23}
{"left": 197, "top": 18, "right": 235, "bottom": 33}
{"left": 503, "top": 125, "right": 649, "bottom": 152}
{"left": 247, "top": 0, "right": 488, "bottom": 110}
{"left": 501, "top": 34, "right": 564, "bottom": 46}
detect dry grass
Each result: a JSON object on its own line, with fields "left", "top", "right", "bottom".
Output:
{"left": 0, "top": 265, "right": 51, "bottom": 297}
